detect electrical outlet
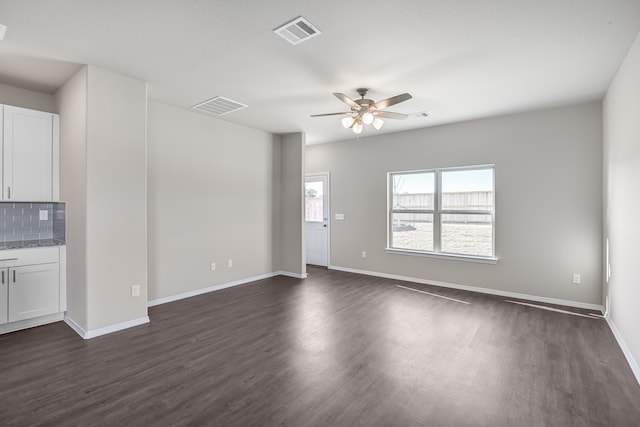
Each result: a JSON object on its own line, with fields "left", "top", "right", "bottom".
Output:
{"left": 210, "top": 262, "right": 216, "bottom": 271}
{"left": 39, "top": 210, "right": 48, "bottom": 221}
{"left": 131, "top": 284, "right": 141, "bottom": 297}
{"left": 572, "top": 273, "right": 581, "bottom": 284}
{"left": 362, "top": 251, "right": 367, "bottom": 259}
{"left": 228, "top": 259, "right": 233, "bottom": 268}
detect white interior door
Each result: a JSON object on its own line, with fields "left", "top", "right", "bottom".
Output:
{"left": 305, "top": 174, "right": 329, "bottom": 267}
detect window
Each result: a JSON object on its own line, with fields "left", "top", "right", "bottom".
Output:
{"left": 305, "top": 181, "right": 324, "bottom": 222}
{"left": 388, "top": 165, "right": 495, "bottom": 260}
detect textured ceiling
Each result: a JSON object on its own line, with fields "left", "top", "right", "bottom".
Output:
{"left": 1, "top": 0, "right": 639, "bottom": 144}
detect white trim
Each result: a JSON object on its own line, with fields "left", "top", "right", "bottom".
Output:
{"left": 605, "top": 316, "right": 640, "bottom": 385}
{"left": 147, "top": 271, "right": 306, "bottom": 308}
{"left": 276, "top": 271, "right": 308, "bottom": 279}
{"left": 0, "top": 312, "right": 64, "bottom": 335}
{"left": 328, "top": 265, "right": 604, "bottom": 312}
{"left": 64, "top": 314, "right": 150, "bottom": 339}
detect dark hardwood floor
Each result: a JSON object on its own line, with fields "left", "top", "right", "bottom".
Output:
{"left": 1, "top": 266, "right": 639, "bottom": 426}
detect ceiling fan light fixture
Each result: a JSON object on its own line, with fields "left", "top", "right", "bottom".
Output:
{"left": 311, "top": 88, "right": 412, "bottom": 135}
{"left": 362, "top": 112, "right": 374, "bottom": 125}
{"left": 342, "top": 116, "right": 355, "bottom": 128}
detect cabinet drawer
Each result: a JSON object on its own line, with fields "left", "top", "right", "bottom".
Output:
{"left": 0, "top": 247, "right": 59, "bottom": 268}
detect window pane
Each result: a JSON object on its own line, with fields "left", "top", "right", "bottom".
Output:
{"left": 391, "top": 213, "right": 433, "bottom": 251}
{"left": 305, "top": 181, "right": 323, "bottom": 222}
{"left": 441, "top": 214, "right": 493, "bottom": 257}
{"left": 441, "top": 169, "right": 493, "bottom": 211}
{"left": 392, "top": 172, "right": 434, "bottom": 210}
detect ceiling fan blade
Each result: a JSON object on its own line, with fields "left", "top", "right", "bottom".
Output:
{"left": 373, "top": 110, "right": 408, "bottom": 120}
{"left": 371, "top": 93, "right": 412, "bottom": 110}
{"left": 333, "top": 93, "right": 361, "bottom": 110}
{"left": 310, "top": 112, "right": 352, "bottom": 117}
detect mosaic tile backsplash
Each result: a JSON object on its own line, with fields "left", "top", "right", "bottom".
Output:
{"left": 0, "top": 202, "right": 66, "bottom": 244}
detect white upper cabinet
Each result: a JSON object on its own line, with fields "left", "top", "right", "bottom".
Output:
{"left": 1, "top": 105, "right": 59, "bottom": 201}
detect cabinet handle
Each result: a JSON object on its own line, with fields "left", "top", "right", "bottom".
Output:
{"left": 13, "top": 270, "right": 16, "bottom": 283}
{"left": 1, "top": 270, "right": 3, "bottom": 284}
{"left": 7, "top": 186, "right": 10, "bottom": 199}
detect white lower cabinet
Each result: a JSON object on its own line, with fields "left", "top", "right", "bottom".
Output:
{"left": 0, "top": 246, "right": 65, "bottom": 332}
{"left": 6, "top": 264, "right": 60, "bottom": 322}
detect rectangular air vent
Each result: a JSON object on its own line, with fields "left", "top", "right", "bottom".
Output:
{"left": 192, "top": 96, "right": 247, "bottom": 115}
{"left": 274, "top": 16, "right": 321, "bottom": 45}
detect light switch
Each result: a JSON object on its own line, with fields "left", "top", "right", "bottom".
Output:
{"left": 39, "top": 210, "right": 48, "bottom": 221}
{"left": 335, "top": 213, "right": 345, "bottom": 220}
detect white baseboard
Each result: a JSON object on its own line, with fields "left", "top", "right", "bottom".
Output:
{"left": 605, "top": 316, "right": 640, "bottom": 385}
{"left": 63, "top": 271, "right": 308, "bottom": 339}
{"left": 328, "top": 265, "right": 604, "bottom": 312}
{"left": 276, "top": 271, "right": 308, "bottom": 279}
{"left": 64, "top": 315, "right": 150, "bottom": 339}
{"left": 0, "top": 312, "right": 64, "bottom": 335}
{"left": 147, "top": 271, "right": 306, "bottom": 308}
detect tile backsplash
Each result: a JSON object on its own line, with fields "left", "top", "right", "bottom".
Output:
{"left": 0, "top": 202, "right": 66, "bottom": 244}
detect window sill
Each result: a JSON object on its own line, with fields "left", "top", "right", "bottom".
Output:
{"left": 385, "top": 248, "right": 498, "bottom": 264}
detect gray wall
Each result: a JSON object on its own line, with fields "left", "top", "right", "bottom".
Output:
{"left": 306, "top": 102, "right": 603, "bottom": 306}
{"left": 55, "top": 67, "right": 88, "bottom": 329}
{"left": 55, "top": 65, "right": 148, "bottom": 333}
{"left": 279, "top": 133, "right": 306, "bottom": 277}
{"left": 85, "top": 66, "right": 148, "bottom": 331}
{"left": 147, "top": 100, "right": 280, "bottom": 300}
{"left": 0, "top": 83, "right": 57, "bottom": 113}
{"left": 603, "top": 31, "right": 640, "bottom": 376}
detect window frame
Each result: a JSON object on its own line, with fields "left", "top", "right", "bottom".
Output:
{"left": 387, "top": 164, "right": 497, "bottom": 263}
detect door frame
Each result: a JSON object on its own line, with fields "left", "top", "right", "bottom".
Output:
{"left": 305, "top": 172, "right": 331, "bottom": 267}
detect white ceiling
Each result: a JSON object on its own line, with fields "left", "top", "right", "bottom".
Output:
{"left": 1, "top": 0, "right": 639, "bottom": 144}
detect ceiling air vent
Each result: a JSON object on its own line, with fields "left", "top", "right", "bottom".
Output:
{"left": 274, "top": 16, "right": 321, "bottom": 45}
{"left": 192, "top": 96, "right": 247, "bottom": 115}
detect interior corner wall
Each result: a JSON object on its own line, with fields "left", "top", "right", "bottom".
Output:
{"left": 147, "top": 101, "right": 278, "bottom": 301}
{"left": 603, "top": 30, "right": 640, "bottom": 375}
{"left": 54, "top": 66, "right": 88, "bottom": 330}
{"left": 271, "top": 135, "right": 283, "bottom": 273}
{"left": 0, "top": 83, "right": 57, "bottom": 113}
{"left": 84, "top": 66, "right": 148, "bottom": 331}
{"left": 279, "top": 133, "right": 306, "bottom": 277}
{"left": 306, "top": 102, "right": 603, "bottom": 306}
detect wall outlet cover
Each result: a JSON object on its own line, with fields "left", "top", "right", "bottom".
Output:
{"left": 39, "top": 210, "right": 48, "bottom": 221}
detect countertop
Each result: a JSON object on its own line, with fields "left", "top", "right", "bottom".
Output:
{"left": 0, "top": 239, "right": 66, "bottom": 250}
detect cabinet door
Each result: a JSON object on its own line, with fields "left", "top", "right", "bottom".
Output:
{"left": 3, "top": 105, "right": 53, "bottom": 201}
{"left": 0, "top": 269, "right": 7, "bottom": 325}
{"left": 8, "top": 263, "right": 59, "bottom": 322}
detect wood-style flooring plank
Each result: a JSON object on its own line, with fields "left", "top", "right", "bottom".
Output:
{"left": 1, "top": 266, "right": 639, "bottom": 426}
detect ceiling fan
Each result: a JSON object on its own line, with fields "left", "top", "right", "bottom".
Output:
{"left": 311, "top": 88, "right": 412, "bottom": 134}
